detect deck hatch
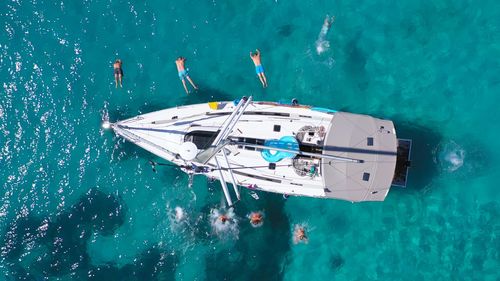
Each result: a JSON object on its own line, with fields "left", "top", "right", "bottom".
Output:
{"left": 184, "top": 130, "right": 220, "bottom": 150}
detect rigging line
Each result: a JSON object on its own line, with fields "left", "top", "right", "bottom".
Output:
{"left": 149, "top": 158, "right": 395, "bottom": 171}
{"left": 148, "top": 160, "right": 295, "bottom": 171}
{"left": 149, "top": 158, "right": 394, "bottom": 171}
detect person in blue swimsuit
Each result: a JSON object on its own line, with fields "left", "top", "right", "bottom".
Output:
{"left": 250, "top": 49, "right": 268, "bottom": 88}
{"left": 175, "top": 57, "right": 198, "bottom": 94}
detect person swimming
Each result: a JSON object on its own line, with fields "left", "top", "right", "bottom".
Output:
{"left": 250, "top": 49, "right": 268, "bottom": 88}
{"left": 175, "top": 56, "right": 198, "bottom": 94}
{"left": 113, "top": 59, "right": 123, "bottom": 88}
{"left": 320, "top": 15, "right": 335, "bottom": 37}
{"left": 316, "top": 15, "right": 335, "bottom": 55}
{"left": 293, "top": 226, "right": 308, "bottom": 244}
{"left": 210, "top": 208, "right": 239, "bottom": 238}
{"left": 219, "top": 214, "right": 230, "bottom": 224}
{"left": 249, "top": 212, "right": 263, "bottom": 226}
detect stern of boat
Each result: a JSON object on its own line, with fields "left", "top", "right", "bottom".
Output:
{"left": 392, "top": 139, "right": 412, "bottom": 187}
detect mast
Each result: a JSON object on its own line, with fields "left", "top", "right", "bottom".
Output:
{"left": 230, "top": 141, "right": 363, "bottom": 163}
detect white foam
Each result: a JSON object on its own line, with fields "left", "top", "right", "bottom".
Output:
{"left": 248, "top": 211, "right": 264, "bottom": 228}
{"left": 293, "top": 223, "right": 309, "bottom": 244}
{"left": 435, "top": 141, "right": 465, "bottom": 172}
{"left": 174, "top": 206, "right": 185, "bottom": 222}
{"left": 210, "top": 208, "right": 238, "bottom": 238}
{"left": 315, "top": 39, "right": 330, "bottom": 55}
{"left": 315, "top": 15, "right": 334, "bottom": 55}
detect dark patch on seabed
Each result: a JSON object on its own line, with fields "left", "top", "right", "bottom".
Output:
{"left": 204, "top": 193, "right": 292, "bottom": 281}
{"left": 87, "top": 247, "right": 178, "bottom": 281}
{"left": 329, "top": 253, "right": 344, "bottom": 271}
{"left": 343, "top": 31, "right": 369, "bottom": 92}
{"left": 0, "top": 189, "right": 177, "bottom": 281}
{"left": 394, "top": 122, "right": 494, "bottom": 188}
{"left": 277, "top": 24, "right": 294, "bottom": 37}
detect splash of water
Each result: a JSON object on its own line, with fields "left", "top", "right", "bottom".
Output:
{"left": 174, "top": 206, "right": 185, "bottom": 222}
{"left": 209, "top": 208, "right": 239, "bottom": 238}
{"left": 247, "top": 211, "right": 264, "bottom": 228}
{"left": 435, "top": 141, "right": 466, "bottom": 172}
{"left": 315, "top": 15, "right": 334, "bottom": 55}
{"left": 167, "top": 205, "right": 188, "bottom": 232}
{"left": 315, "top": 39, "right": 330, "bottom": 55}
{"left": 293, "top": 223, "right": 309, "bottom": 244}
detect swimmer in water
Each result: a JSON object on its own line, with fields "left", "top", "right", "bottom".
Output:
{"left": 175, "top": 56, "right": 198, "bottom": 94}
{"left": 294, "top": 226, "right": 308, "bottom": 244}
{"left": 249, "top": 212, "right": 263, "bottom": 226}
{"left": 219, "top": 214, "right": 230, "bottom": 224}
{"left": 113, "top": 59, "right": 123, "bottom": 88}
{"left": 320, "top": 15, "right": 335, "bottom": 37}
{"left": 250, "top": 49, "right": 268, "bottom": 88}
{"left": 174, "top": 206, "right": 184, "bottom": 222}
{"left": 316, "top": 15, "right": 335, "bottom": 54}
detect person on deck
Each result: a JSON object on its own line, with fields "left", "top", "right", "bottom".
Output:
{"left": 175, "top": 57, "right": 198, "bottom": 94}
{"left": 113, "top": 59, "right": 123, "bottom": 88}
{"left": 250, "top": 49, "right": 268, "bottom": 88}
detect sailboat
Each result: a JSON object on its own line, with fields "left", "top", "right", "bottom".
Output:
{"left": 105, "top": 97, "right": 411, "bottom": 206}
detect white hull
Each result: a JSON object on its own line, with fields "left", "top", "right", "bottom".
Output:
{"left": 110, "top": 99, "right": 399, "bottom": 203}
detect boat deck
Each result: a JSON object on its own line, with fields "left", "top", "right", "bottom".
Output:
{"left": 112, "top": 100, "right": 400, "bottom": 202}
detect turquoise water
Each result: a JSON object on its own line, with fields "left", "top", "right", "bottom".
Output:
{"left": 1, "top": 0, "right": 499, "bottom": 280}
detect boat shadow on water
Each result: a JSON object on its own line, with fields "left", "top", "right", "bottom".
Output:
{"left": 391, "top": 121, "right": 442, "bottom": 192}
{"left": 388, "top": 119, "right": 492, "bottom": 194}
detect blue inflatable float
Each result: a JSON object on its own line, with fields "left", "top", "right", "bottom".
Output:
{"left": 261, "top": 136, "right": 299, "bottom": 163}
